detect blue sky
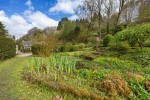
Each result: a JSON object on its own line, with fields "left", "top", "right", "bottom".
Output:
{"left": 0, "top": 0, "right": 80, "bottom": 38}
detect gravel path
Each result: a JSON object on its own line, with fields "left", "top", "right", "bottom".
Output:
{"left": 17, "top": 53, "right": 32, "bottom": 57}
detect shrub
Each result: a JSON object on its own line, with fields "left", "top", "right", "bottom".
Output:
{"left": 115, "top": 23, "right": 150, "bottom": 49}
{"left": 59, "top": 43, "right": 73, "bottom": 52}
{"left": 143, "top": 38, "right": 150, "bottom": 47}
{"left": 73, "top": 45, "right": 79, "bottom": 51}
{"left": 103, "top": 34, "right": 114, "bottom": 47}
{"left": 126, "top": 72, "right": 144, "bottom": 81}
{"left": 113, "top": 24, "right": 126, "bottom": 34}
{"left": 32, "top": 44, "right": 54, "bottom": 56}
{"left": 0, "top": 37, "right": 16, "bottom": 60}
{"left": 72, "top": 43, "right": 85, "bottom": 51}
{"left": 31, "top": 44, "right": 43, "bottom": 55}
{"left": 109, "top": 41, "right": 130, "bottom": 52}
{"left": 78, "top": 43, "right": 85, "bottom": 49}
{"left": 32, "top": 44, "right": 53, "bottom": 56}
{"left": 32, "top": 34, "right": 62, "bottom": 56}
{"left": 144, "top": 41, "right": 150, "bottom": 47}
{"left": 102, "top": 75, "right": 131, "bottom": 98}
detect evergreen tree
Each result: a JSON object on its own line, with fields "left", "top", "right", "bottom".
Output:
{"left": 57, "top": 17, "right": 68, "bottom": 30}
{"left": 0, "top": 22, "right": 7, "bottom": 37}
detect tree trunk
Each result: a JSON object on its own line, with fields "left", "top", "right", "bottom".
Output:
{"left": 106, "top": 19, "right": 109, "bottom": 34}
{"left": 97, "top": 0, "right": 102, "bottom": 49}
{"left": 114, "top": 0, "right": 125, "bottom": 30}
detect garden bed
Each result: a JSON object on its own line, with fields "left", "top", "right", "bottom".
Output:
{"left": 22, "top": 54, "right": 150, "bottom": 99}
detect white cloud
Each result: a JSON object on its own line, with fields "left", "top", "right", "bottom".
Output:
{"left": 23, "top": 10, "right": 32, "bottom": 15}
{"left": 0, "top": 11, "right": 9, "bottom": 22}
{"left": 68, "top": 15, "right": 78, "bottom": 20}
{"left": 0, "top": 10, "right": 32, "bottom": 38}
{"left": 26, "top": 11, "right": 58, "bottom": 28}
{"left": 0, "top": 10, "right": 58, "bottom": 39}
{"left": 49, "top": 0, "right": 82, "bottom": 14}
{"left": 25, "top": 0, "right": 34, "bottom": 11}
{"left": 25, "top": 0, "right": 32, "bottom": 7}
{"left": 24, "top": 0, "right": 34, "bottom": 16}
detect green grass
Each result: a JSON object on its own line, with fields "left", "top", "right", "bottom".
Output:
{"left": 0, "top": 57, "right": 74, "bottom": 100}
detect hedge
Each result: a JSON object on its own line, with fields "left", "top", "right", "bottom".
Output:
{"left": 0, "top": 37, "right": 16, "bottom": 60}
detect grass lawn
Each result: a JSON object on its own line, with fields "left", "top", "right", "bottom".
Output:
{"left": 0, "top": 57, "right": 71, "bottom": 100}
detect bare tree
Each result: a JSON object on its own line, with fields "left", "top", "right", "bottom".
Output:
{"left": 95, "top": 0, "right": 103, "bottom": 38}
{"left": 121, "top": 0, "right": 139, "bottom": 24}
{"left": 138, "top": 0, "right": 150, "bottom": 20}
{"left": 103, "top": 0, "right": 114, "bottom": 34}
{"left": 114, "top": 0, "right": 128, "bottom": 27}
{"left": 77, "top": 0, "right": 96, "bottom": 36}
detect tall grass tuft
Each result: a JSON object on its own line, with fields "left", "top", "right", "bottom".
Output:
{"left": 26, "top": 55, "right": 77, "bottom": 78}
